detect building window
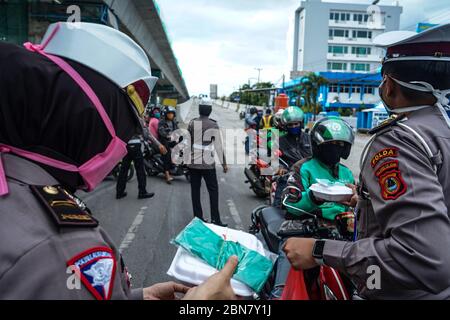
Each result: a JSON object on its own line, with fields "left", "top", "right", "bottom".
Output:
{"left": 353, "top": 13, "right": 370, "bottom": 23}
{"left": 351, "top": 63, "right": 371, "bottom": 72}
{"left": 351, "top": 47, "right": 372, "bottom": 56}
{"left": 329, "top": 85, "right": 339, "bottom": 93}
{"left": 328, "top": 46, "right": 349, "bottom": 55}
{"left": 341, "top": 85, "right": 351, "bottom": 93}
{"left": 352, "top": 86, "right": 362, "bottom": 93}
{"left": 364, "top": 86, "right": 376, "bottom": 94}
{"left": 352, "top": 30, "right": 372, "bottom": 39}
{"left": 327, "top": 62, "right": 348, "bottom": 71}
{"left": 330, "top": 12, "right": 350, "bottom": 22}
{"left": 329, "top": 29, "right": 350, "bottom": 39}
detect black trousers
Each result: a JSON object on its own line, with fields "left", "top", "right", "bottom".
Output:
{"left": 190, "top": 168, "right": 221, "bottom": 223}
{"left": 162, "top": 146, "right": 173, "bottom": 172}
{"left": 117, "top": 143, "right": 147, "bottom": 195}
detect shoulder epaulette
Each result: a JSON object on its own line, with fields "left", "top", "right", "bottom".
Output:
{"left": 368, "top": 114, "right": 407, "bottom": 135}
{"left": 30, "top": 185, "right": 98, "bottom": 228}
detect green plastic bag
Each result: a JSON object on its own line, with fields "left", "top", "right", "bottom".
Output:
{"left": 172, "top": 218, "right": 274, "bottom": 293}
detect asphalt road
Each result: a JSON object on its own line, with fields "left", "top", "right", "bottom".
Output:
{"left": 76, "top": 105, "right": 369, "bottom": 289}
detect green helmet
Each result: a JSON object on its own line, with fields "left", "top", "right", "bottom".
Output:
{"left": 310, "top": 116, "right": 355, "bottom": 146}
{"left": 281, "top": 107, "right": 305, "bottom": 125}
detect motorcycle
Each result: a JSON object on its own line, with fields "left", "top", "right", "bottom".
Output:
{"left": 143, "top": 139, "right": 191, "bottom": 182}
{"left": 249, "top": 184, "right": 357, "bottom": 300}
{"left": 109, "top": 161, "right": 134, "bottom": 182}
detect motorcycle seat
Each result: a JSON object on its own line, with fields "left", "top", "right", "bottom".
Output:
{"left": 260, "top": 206, "right": 285, "bottom": 253}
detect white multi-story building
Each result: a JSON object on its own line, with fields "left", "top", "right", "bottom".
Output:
{"left": 292, "top": 0, "right": 403, "bottom": 77}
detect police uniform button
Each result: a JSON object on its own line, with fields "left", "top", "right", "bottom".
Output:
{"left": 43, "top": 186, "right": 59, "bottom": 195}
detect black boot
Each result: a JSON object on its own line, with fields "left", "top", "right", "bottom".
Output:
{"left": 116, "top": 192, "right": 128, "bottom": 200}
{"left": 138, "top": 192, "right": 155, "bottom": 200}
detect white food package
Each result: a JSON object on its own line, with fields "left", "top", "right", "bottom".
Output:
{"left": 309, "top": 179, "right": 354, "bottom": 202}
{"left": 167, "top": 223, "right": 277, "bottom": 297}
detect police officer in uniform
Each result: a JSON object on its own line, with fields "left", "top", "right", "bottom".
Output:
{"left": 283, "top": 24, "right": 450, "bottom": 299}
{"left": 0, "top": 23, "right": 237, "bottom": 300}
{"left": 188, "top": 100, "right": 228, "bottom": 227}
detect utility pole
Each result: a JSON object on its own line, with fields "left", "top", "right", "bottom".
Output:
{"left": 255, "top": 68, "right": 263, "bottom": 85}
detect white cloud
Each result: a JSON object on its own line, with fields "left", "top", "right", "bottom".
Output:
{"left": 156, "top": 0, "right": 450, "bottom": 97}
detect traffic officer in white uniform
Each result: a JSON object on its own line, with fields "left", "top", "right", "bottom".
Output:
{"left": 283, "top": 24, "right": 450, "bottom": 299}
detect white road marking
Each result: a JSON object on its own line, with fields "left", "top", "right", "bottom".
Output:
{"left": 119, "top": 206, "right": 148, "bottom": 253}
{"left": 220, "top": 177, "right": 226, "bottom": 183}
{"left": 226, "top": 199, "right": 243, "bottom": 230}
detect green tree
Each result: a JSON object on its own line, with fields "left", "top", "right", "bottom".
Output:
{"left": 292, "top": 73, "right": 328, "bottom": 117}
{"left": 229, "top": 82, "right": 274, "bottom": 106}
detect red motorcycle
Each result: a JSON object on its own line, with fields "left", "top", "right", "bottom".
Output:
{"left": 244, "top": 133, "right": 274, "bottom": 198}
{"left": 249, "top": 185, "right": 357, "bottom": 300}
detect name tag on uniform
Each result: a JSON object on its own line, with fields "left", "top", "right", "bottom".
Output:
{"left": 30, "top": 185, "right": 99, "bottom": 228}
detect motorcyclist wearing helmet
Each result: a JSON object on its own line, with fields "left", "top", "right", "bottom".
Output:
{"left": 148, "top": 105, "right": 162, "bottom": 140}
{"left": 270, "top": 117, "right": 355, "bottom": 299}
{"left": 0, "top": 22, "right": 237, "bottom": 300}
{"left": 278, "top": 107, "right": 312, "bottom": 169}
{"left": 271, "top": 107, "right": 312, "bottom": 207}
{"left": 158, "top": 106, "right": 179, "bottom": 183}
{"left": 284, "top": 116, "right": 355, "bottom": 220}
{"left": 245, "top": 107, "right": 259, "bottom": 130}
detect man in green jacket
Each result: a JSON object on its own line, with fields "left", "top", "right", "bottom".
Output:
{"left": 285, "top": 117, "right": 355, "bottom": 220}
{"left": 271, "top": 117, "right": 356, "bottom": 298}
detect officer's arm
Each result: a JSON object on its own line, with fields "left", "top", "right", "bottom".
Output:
{"left": 212, "top": 122, "right": 227, "bottom": 166}
{"left": 323, "top": 130, "right": 450, "bottom": 294}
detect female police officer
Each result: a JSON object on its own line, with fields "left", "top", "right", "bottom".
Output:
{"left": 0, "top": 22, "right": 236, "bottom": 300}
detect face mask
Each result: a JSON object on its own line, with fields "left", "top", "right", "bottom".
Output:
{"left": 287, "top": 127, "right": 301, "bottom": 135}
{"left": 317, "top": 144, "right": 343, "bottom": 167}
{"left": 154, "top": 112, "right": 161, "bottom": 119}
{"left": 0, "top": 42, "right": 129, "bottom": 196}
{"left": 379, "top": 75, "right": 445, "bottom": 115}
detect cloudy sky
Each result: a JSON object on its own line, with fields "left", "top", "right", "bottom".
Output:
{"left": 155, "top": 0, "right": 450, "bottom": 97}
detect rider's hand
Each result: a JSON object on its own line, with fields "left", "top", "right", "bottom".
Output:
{"left": 223, "top": 165, "right": 229, "bottom": 174}
{"left": 277, "top": 167, "right": 288, "bottom": 176}
{"left": 283, "top": 238, "right": 319, "bottom": 270}
{"left": 341, "top": 184, "right": 358, "bottom": 208}
{"left": 183, "top": 256, "right": 238, "bottom": 300}
{"left": 159, "top": 145, "right": 168, "bottom": 155}
{"left": 143, "top": 282, "right": 190, "bottom": 300}
{"left": 282, "top": 187, "right": 302, "bottom": 203}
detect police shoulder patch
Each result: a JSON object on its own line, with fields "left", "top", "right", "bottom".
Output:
{"left": 371, "top": 148, "right": 399, "bottom": 168}
{"left": 67, "top": 247, "right": 116, "bottom": 300}
{"left": 377, "top": 161, "right": 407, "bottom": 200}
{"left": 30, "top": 185, "right": 98, "bottom": 228}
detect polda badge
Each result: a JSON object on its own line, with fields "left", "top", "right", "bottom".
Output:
{"left": 378, "top": 170, "right": 407, "bottom": 201}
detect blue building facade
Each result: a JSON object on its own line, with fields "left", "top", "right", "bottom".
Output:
{"left": 283, "top": 71, "right": 382, "bottom": 111}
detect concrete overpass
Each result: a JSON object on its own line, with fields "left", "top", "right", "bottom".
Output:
{"left": 101, "top": 0, "right": 189, "bottom": 102}
{"left": 0, "top": 0, "right": 189, "bottom": 102}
